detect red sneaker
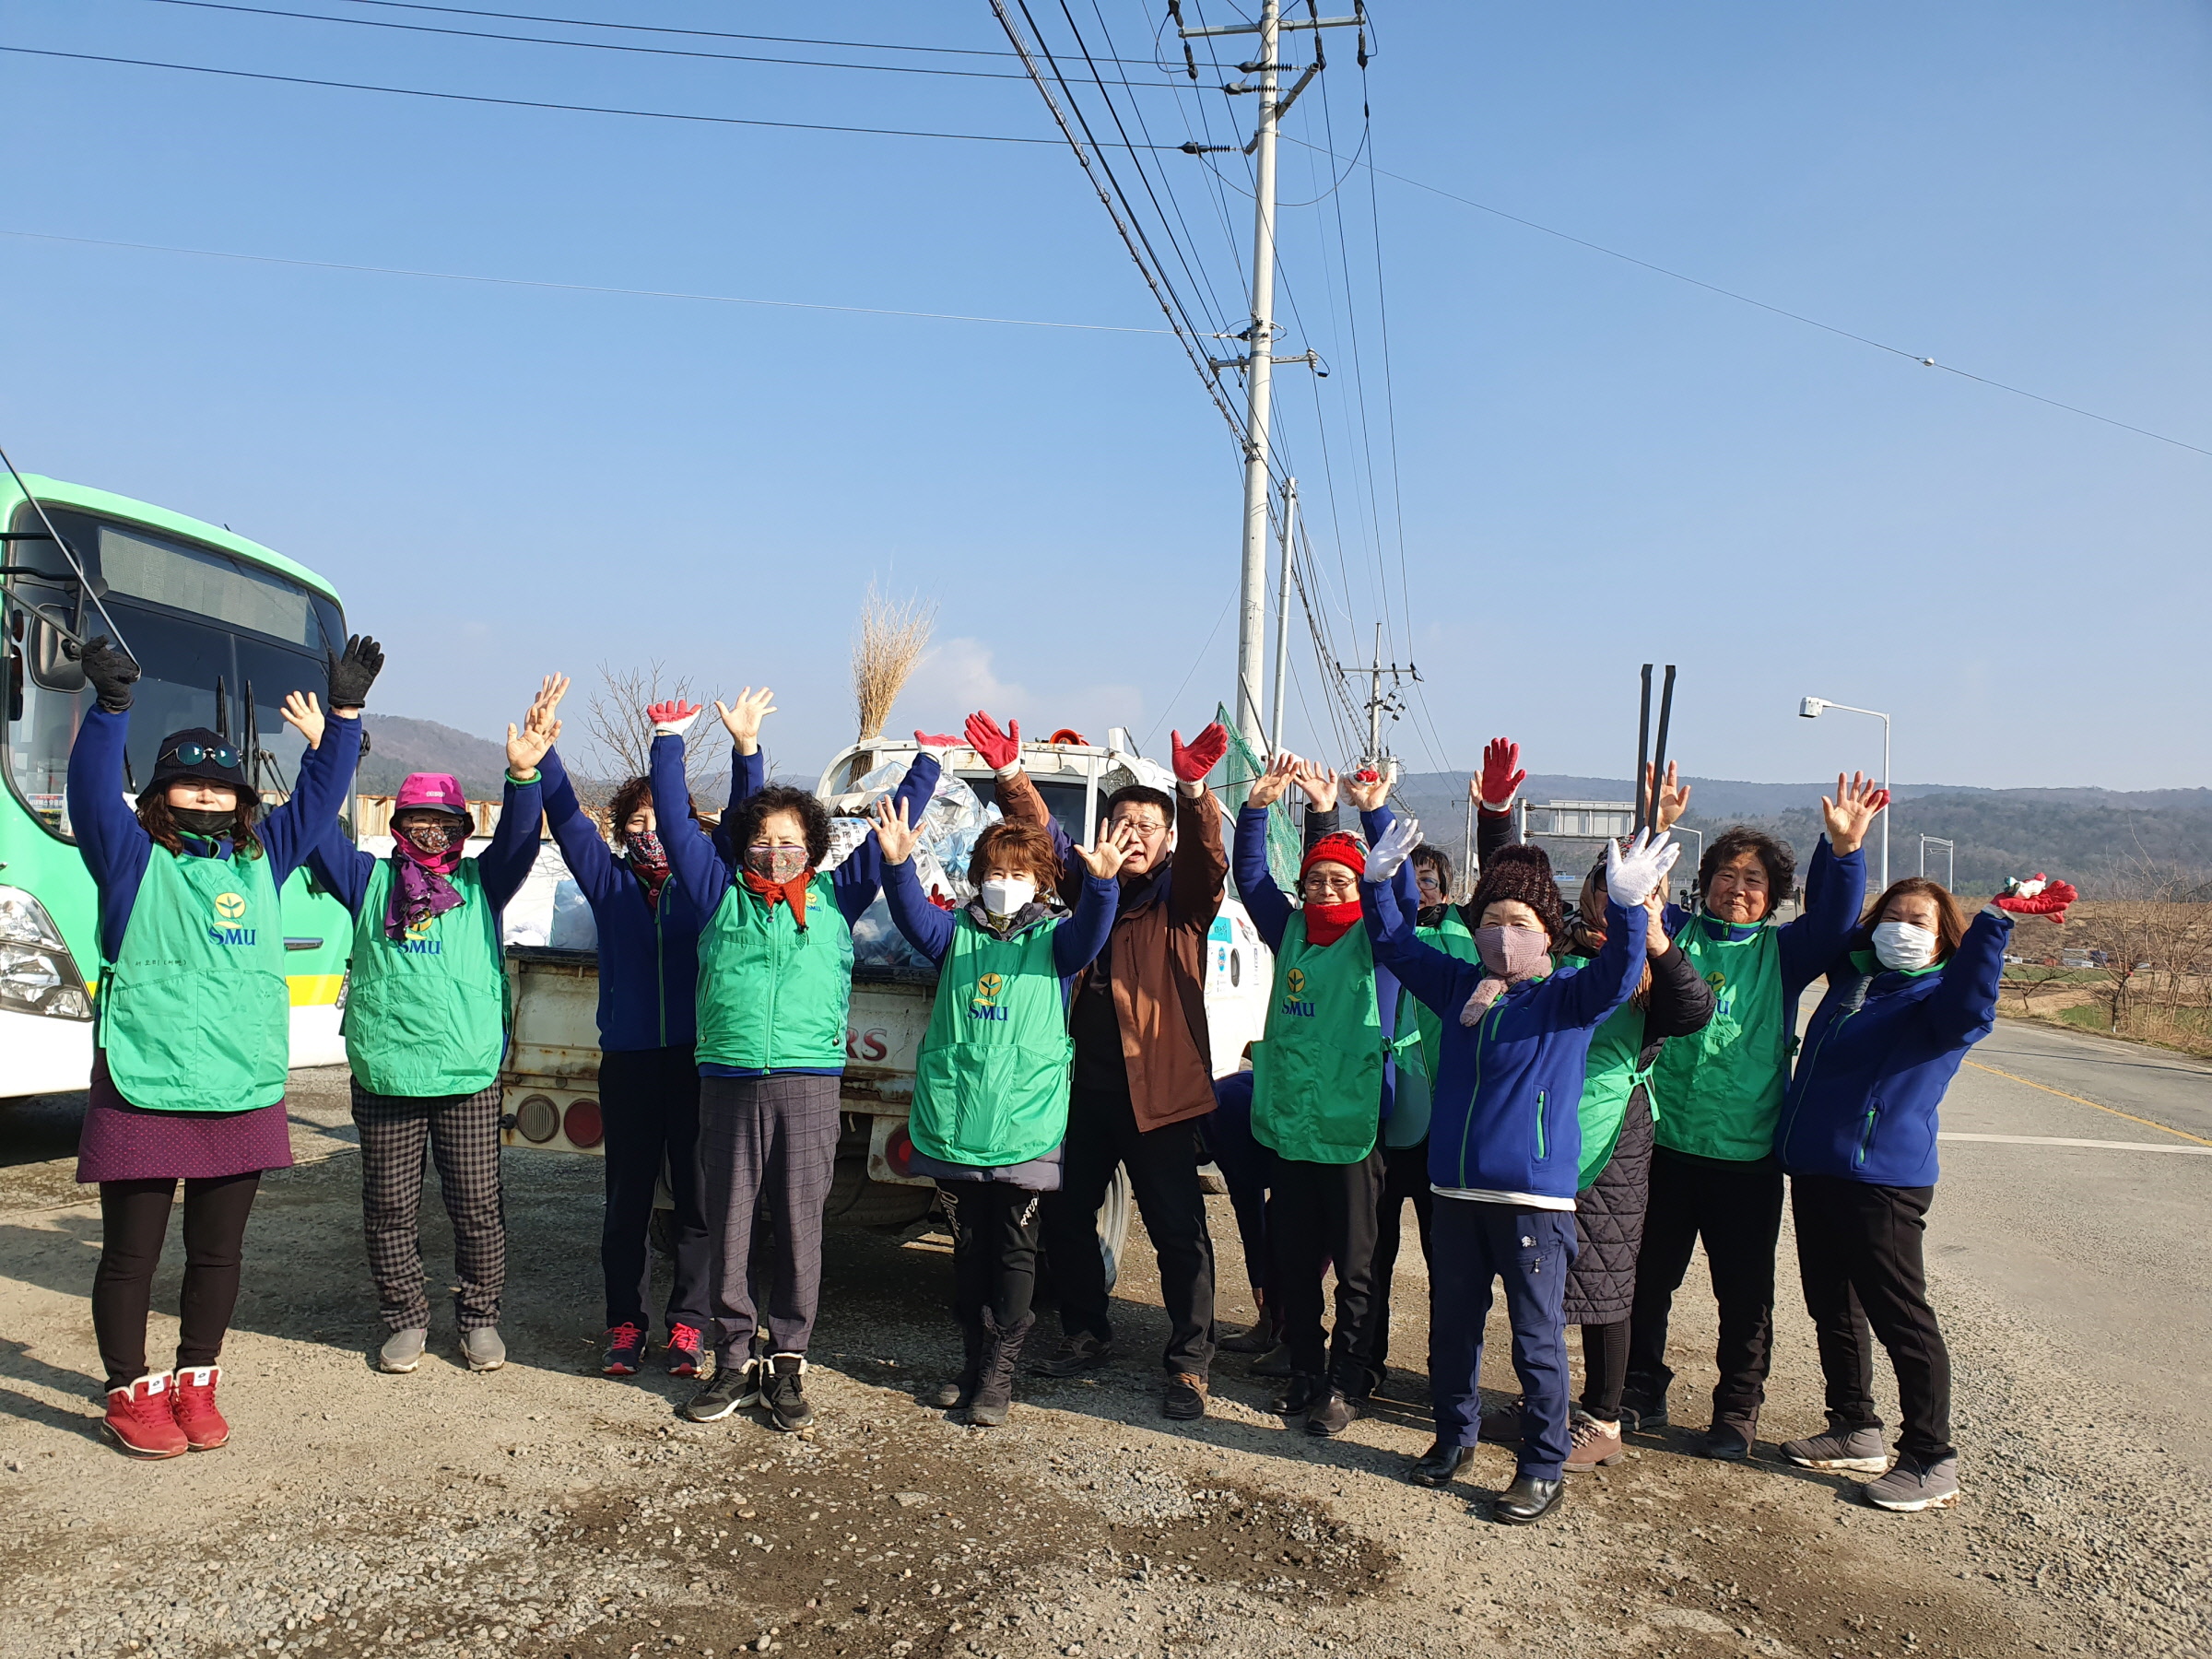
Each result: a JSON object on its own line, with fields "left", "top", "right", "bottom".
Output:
{"left": 603, "top": 1323, "right": 645, "bottom": 1377}
{"left": 665, "top": 1323, "right": 705, "bottom": 1379}
{"left": 102, "top": 1373, "right": 189, "bottom": 1459}
{"left": 171, "top": 1365, "right": 229, "bottom": 1451}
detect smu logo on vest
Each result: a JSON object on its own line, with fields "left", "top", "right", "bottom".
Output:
{"left": 391, "top": 916, "right": 444, "bottom": 956}
{"left": 968, "top": 971, "right": 1007, "bottom": 1023}
{"left": 1705, "top": 968, "right": 1731, "bottom": 1017}
{"left": 1280, "top": 966, "right": 1315, "bottom": 1018}
{"left": 207, "top": 891, "right": 258, "bottom": 947}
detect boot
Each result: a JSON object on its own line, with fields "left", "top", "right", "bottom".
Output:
{"left": 931, "top": 1315, "right": 987, "bottom": 1411}
{"left": 171, "top": 1365, "right": 230, "bottom": 1452}
{"left": 102, "top": 1373, "right": 188, "bottom": 1459}
{"left": 967, "top": 1309, "right": 1035, "bottom": 1429}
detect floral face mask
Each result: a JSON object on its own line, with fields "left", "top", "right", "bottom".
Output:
{"left": 746, "top": 843, "right": 810, "bottom": 883}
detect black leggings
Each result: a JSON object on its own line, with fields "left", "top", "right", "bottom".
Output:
{"left": 943, "top": 1182, "right": 1043, "bottom": 1330}
{"left": 93, "top": 1173, "right": 261, "bottom": 1392}
{"left": 1581, "top": 1319, "right": 1630, "bottom": 1420}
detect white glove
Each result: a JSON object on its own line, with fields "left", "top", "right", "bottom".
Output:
{"left": 651, "top": 708, "right": 702, "bottom": 739}
{"left": 1365, "top": 817, "right": 1421, "bottom": 883}
{"left": 1605, "top": 828, "right": 1681, "bottom": 907}
{"left": 2006, "top": 877, "right": 2047, "bottom": 899}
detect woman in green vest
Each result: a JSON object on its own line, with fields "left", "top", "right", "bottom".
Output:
{"left": 66, "top": 633, "right": 376, "bottom": 1458}
{"left": 305, "top": 681, "right": 557, "bottom": 1376}
{"left": 868, "top": 793, "right": 1126, "bottom": 1424}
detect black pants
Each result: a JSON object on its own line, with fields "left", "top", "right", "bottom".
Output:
{"left": 1357, "top": 1137, "right": 1432, "bottom": 1381}
{"left": 1627, "top": 1147, "right": 1784, "bottom": 1423}
{"left": 1271, "top": 1148, "right": 1386, "bottom": 1388}
{"left": 1040, "top": 1083, "right": 1217, "bottom": 1376}
{"left": 93, "top": 1174, "right": 261, "bottom": 1393}
{"left": 598, "top": 1045, "right": 711, "bottom": 1336}
{"left": 1582, "top": 1319, "right": 1630, "bottom": 1420}
{"left": 942, "top": 1182, "right": 1044, "bottom": 1330}
{"left": 1791, "top": 1174, "right": 1954, "bottom": 1462}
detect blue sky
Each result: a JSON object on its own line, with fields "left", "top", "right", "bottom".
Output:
{"left": 4, "top": 1, "right": 2206, "bottom": 790}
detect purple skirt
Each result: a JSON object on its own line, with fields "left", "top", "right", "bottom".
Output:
{"left": 76, "top": 1051, "right": 297, "bottom": 1185}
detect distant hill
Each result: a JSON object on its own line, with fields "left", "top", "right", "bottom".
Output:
{"left": 357, "top": 715, "right": 517, "bottom": 799}
{"left": 1390, "top": 772, "right": 2212, "bottom": 896}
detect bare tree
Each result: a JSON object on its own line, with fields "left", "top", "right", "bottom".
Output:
{"left": 582, "top": 659, "right": 731, "bottom": 818}
{"left": 852, "top": 583, "right": 935, "bottom": 742}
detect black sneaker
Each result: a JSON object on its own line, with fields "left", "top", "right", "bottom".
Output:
{"left": 1618, "top": 1387, "right": 1669, "bottom": 1432}
{"left": 1304, "top": 1389, "right": 1356, "bottom": 1438}
{"left": 1028, "top": 1332, "right": 1112, "bottom": 1378}
{"left": 682, "top": 1360, "right": 759, "bottom": 1423}
{"left": 764, "top": 1354, "right": 813, "bottom": 1432}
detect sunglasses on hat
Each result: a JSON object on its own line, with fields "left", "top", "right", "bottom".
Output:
{"left": 161, "top": 740, "right": 241, "bottom": 770}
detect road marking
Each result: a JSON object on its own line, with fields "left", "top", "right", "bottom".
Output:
{"left": 1939, "top": 1133, "right": 2212, "bottom": 1158}
{"left": 1961, "top": 1060, "right": 2212, "bottom": 1147}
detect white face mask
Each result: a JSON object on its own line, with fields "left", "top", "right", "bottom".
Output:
{"left": 1871, "top": 920, "right": 1938, "bottom": 971}
{"left": 979, "top": 876, "right": 1037, "bottom": 919}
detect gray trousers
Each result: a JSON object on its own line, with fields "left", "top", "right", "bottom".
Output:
{"left": 698, "top": 1073, "right": 841, "bottom": 1362}
{"left": 350, "top": 1081, "right": 505, "bottom": 1332}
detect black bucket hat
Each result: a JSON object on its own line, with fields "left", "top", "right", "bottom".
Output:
{"left": 140, "top": 726, "right": 250, "bottom": 802}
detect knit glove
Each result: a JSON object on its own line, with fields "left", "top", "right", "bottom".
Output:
{"left": 648, "top": 700, "right": 702, "bottom": 738}
{"left": 75, "top": 634, "right": 140, "bottom": 712}
{"left": 1996, "top": 874, "right": 2077, "bottom": 924}
{"left": 1477, "top": 736, "right": 1525, "bottom": 812}
{"left": 964, "top": 710, "right": 1021, "bottom": 774}
{"left": 1365, "top": 817, "right": 1421, "bottom": 883}
{"left": 326, "top": 633, "right": 383, "bottom": 710}
{"left": 1606, "top": 828, "right": 1681, "bottom": 908}
{"left": 1171, "top": 722, "right": 1229, "bottom": 784}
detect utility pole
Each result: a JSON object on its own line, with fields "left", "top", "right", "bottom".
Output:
{"left": 1352, "top": 622, "right": 1415, "bottom": 770}
{"left": 1182, "top": 1, "right": 1364, "bottom": 753}
{"left": 1268, "top": 475, "right": 1296, "bottom": 756}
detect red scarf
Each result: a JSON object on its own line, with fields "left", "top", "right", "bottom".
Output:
{"left": 1303, "top": 900, "right": 1363, "bottom": 947}
{"left": 743, "top": 867, "right": 814, "bottom": 929}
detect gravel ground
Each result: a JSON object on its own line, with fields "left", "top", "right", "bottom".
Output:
{"left": 0, "top": 1065, "right": 2203, "bottom": 1659}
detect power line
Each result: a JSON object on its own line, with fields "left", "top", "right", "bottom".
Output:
{"left": 0, "top": 227, "right": 1174, "bottom": 333}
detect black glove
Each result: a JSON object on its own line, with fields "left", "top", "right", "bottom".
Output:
{"left": 327, "top": 634, "right": 384, "bottom": 710}
{"left": 75, "top": 635, "right": 141, "bottom": 713}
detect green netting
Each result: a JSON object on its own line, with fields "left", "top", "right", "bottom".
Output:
{"left": 1214, "top": 702, "right": 1305, "bottom": 896}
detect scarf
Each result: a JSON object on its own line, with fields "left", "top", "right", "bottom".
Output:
{"left": 1302, "top": 899, "right": 1363, "bottom": 948}
{"left": 743, "top": 867, "right": 815, "bottom": 930}
{"left": 1458, "top": 925, "right": 1554, "bottom": 1025}
{"left": 386, "top": 824, "right": 466, "bottom": 940}
{"left": 626, "top": 830, "right": 671, "bottom": 909}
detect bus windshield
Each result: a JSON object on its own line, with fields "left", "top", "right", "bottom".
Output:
{"left": 5, "top": 505, "right": 346, "bottom": 839}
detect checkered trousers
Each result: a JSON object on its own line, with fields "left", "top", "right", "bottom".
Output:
{"left": 350, "top": 1080, "right": 507, "bottom": 1332}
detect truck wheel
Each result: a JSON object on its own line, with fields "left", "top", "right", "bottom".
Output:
{"left": 1096, "top": 1162, "right": 1133, "bottom": 1293}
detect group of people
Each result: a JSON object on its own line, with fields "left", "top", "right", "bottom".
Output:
{"left": 65, "top": 632, "right": 2066, "bottom": 1528}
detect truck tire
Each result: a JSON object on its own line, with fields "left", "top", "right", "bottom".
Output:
{"left": 1096, "top": 1162, "right": 1133, "bottom": 1293}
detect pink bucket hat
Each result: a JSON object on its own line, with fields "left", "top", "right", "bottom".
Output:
{"left": 394, "top": 772, "right": 469, "bottom": 818}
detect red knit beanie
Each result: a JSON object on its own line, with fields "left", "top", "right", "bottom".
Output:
{"left": 1301, "top": 832, "right": 1367, "bottom": 883}
{"left": 1467, "top": 843, "right": 1564, "bottom": 938}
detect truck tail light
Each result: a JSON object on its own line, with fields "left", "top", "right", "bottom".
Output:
{"left": 562, "top": 1097, "right": 603, "bottom": 1148}
{"left": 513, "top": 1093, "right": 559, "bottom": 1144}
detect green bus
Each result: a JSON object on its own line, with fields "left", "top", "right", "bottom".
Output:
{"left": 1, "top": 473, "right": 358, "bottom": 1099}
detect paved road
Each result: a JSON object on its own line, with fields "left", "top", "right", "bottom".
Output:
{"left": 1918, "top": 1016, "right": 2212, "bottom": 1466}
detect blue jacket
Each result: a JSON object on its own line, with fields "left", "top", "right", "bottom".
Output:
{"left": 537, "top": 743, "right": 759, "bottom": 1053}
{"left": 1366, "top": 865, "right": 1646, "bottom": 1202}
{"left": 1775, "top": 907, "right": 2011, "bottom": 1188}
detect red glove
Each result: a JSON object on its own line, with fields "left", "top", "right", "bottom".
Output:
{"left": 647, "top": 700, "right": 702, "bottom": 735}
{"left": 912, "top": 730, "right": 959, "bottom": 749}
{"left": 1478, "top": 737, "right": 1525, "bottom": 811}
{"left": 1171, "top": 723, "right": 1229, "bottom": 783}
{"left": 1995, "top": 875, "right": 2077, "bottom": 924}
{"left": 964, "top": 711, "right": 1021, "bottom": 771}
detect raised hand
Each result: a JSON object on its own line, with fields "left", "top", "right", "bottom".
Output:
{"left": 913, "top": 728, "right": 959, "bottom": 753}
{"left": 508, "top": 683, "right": 562, "bottom": 775}
{"left": 1606, "top": 828, "right": 1682, "bottom": 908}
{"left": 965, "top": 710, "right": 1021, "bottom": 771}
{"left": 1365, "top": 816, "right": 1422, "bottom": 883}
{"left": 280, "top": 689, "right": 325, "bottom": 750}
{"left": 868, "top": 795, "right": 921, "bottom": 865}
{"left": 1647, "top": 759, "right": 1692, "bottom": 830}
{"left": 1245, "top": 751, "right": 1300, "bottom": 810}
{"left": 1076, "top": 817, "right": 1142, "bottom": 880}
{"left": 1346, "top": 759, "right": 1395, "bottom": 813}
{"left": 1641, "top": 883, "right": 1672, "bottom": 956}
{"left": 326, "top": 634, "right": 383, "bottom": 711}
{"left": 649, "top": 699, "right": 703, "bottom": 738}
{"left": 1995, "top": 874, "right": 2077, "bottom": 924}
{"left": 1294, "top": 759, "right": 1339, "bottom": 813}
{"left": 1477, "top": 736, "right": 1525, "bottom": 811}
{"left": 74, "top": 634, "right": 141, "bottom": 712}
{"left": 1819, "top": 771, "right": 1888, "bottom": 854}
{"left": 716, "top": 687, "right": 776, "bottom": 754}
{"left": 1171, "top": 722, "right": 1230, "bottom": 785}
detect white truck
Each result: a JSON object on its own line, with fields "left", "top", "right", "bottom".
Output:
{"left": 497, "top": 732, "right": 1273, "bottom": 1283}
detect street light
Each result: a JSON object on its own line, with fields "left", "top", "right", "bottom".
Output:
{"left": 1799, "top": 696, "right": 1890, "bottom": 891}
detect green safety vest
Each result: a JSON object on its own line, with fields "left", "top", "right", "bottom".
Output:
{"left": 911, "top": 914, "right": 1074, "bottom": 1168}
{"left": 1651, "top": 915, "right": 1786, "bottom": 1161}
{"left": 344, "top": 859, "right": 508, "bottom": 1097}
{"left": 694, "top": 874, "right": 853, "bottom": 1072}
{"left": 1251, "top": 912, "right": 1382, "bottom": 1165}
{"left": 1561, "top": 947, "right": 1654, "bottom": 1190}
{"left": 99, "top": 846, "right": 290, "bottom": 1112}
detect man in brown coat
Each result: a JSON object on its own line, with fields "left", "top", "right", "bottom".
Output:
{"left": 964, "top": 712, "right": 1230, "bottom": 1420}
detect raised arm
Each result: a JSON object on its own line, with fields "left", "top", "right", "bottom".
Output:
{"left": 1232, "top": 806, "right": 1295, "bottom": 950}
{"left": 1360, "top": 821, "right": 1480, "bottom": 1015}
{"left": 1167, "top": 724, "right": 1230, "bottom": 928}
{"left": 258, "top": 700, "right": 361, "bottom": 886}
{"left": 1778, "top": 838, "right": 1868, "bottom": 992}
{"left": 1537, "top": 896, "right": 1648, "bottom": 1030}
{"left": 649, "top": 712, "right": 731, "bottom": 915}
{"left": 1920, "top": 905, "right": 2011, "bottom": 1046}
{"left": 65, "top": 701, "right": 152, "bottom": 902}
{"left": 536, "top": 745, "right": 623, "bottom": 905}
{"left": 1641, "top": 900, "right": 1718, "bottom": 1040}
{"left": 877, "top": 851, "right": 957, "bottom": 967}
{"left": 836, "top": 750, "right": 940, "bottom": 924}
{"left": 1053, "top": 870, "right": 1121, "bottom": 979}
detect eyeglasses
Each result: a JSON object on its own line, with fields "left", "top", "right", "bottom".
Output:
{"left": 161, "top": 741, "right": 241, "bottom": 770}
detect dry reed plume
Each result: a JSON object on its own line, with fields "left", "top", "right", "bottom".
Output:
{"left": 852, "top": 584, "right": 935, "bottom": 740}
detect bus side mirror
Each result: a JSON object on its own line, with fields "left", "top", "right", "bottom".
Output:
{"left": 25, "top": 607, "right": 86, "bottom": 693}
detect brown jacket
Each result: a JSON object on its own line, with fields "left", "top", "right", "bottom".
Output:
{"left": 994, "top": 768, "right": 1226, "bottom": 1131}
